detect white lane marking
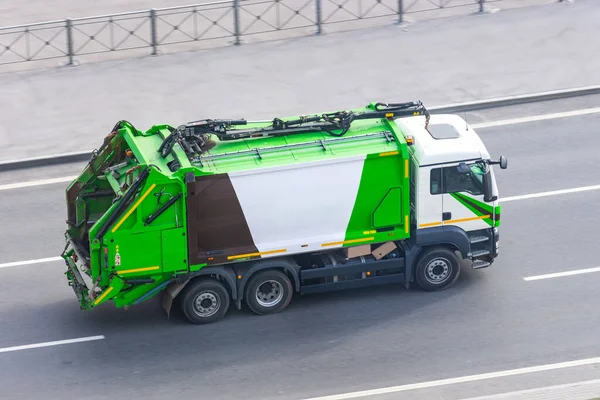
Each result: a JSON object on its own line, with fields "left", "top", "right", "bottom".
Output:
{"left": 0, "top": 256, "right": 63, "bottom": 269}
{"left": 524, "top": 266, "right": 600, "bottom": 281}
{"left": 460, "top": 378, "right": 600, "bottom": 400}
{"left": 501, "top": 184, "right": 600, "bottom": 202}
{"left": 302, "top": 356, "right": 600, "bottom": 400}
{"left": 471, "top": 107, "right": 600, "bottom": 129}
{"left": 0, "top": 335, "right": 105, "bottom": 354}
{"left": 0, "top": 176, "right": 76, "bottom": 191}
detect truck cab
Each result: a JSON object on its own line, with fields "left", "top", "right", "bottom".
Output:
{"left": 397, "top": 113, "right": 506, "bottom": 269}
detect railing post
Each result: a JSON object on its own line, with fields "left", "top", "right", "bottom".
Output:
{"left": 150, "top": 8, "right": 158, "bottom": 55}
{"left": 398, "top": 0, "right": 403, "bottom": 24}
{"left": 315, "top": 0, "right": 322, "bottom": 35}
{"left": 66, "top": 18, "right": 74, "bottom": 65}
{"left": 233, "top": 0, "right": 241, "bottom": 45}
{"left": 479, "top": 0, "right": 484, "bottom": 13}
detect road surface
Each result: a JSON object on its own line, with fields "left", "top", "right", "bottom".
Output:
{"left": 1, "top": 97, "right": 600, "bottom": 400}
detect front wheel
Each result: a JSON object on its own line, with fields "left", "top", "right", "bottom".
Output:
{"left": 245, "top": 270, "right": 294, "bottom": 315}
{"left": 179, "top": 278, "right": 230, "bottom": 324}
{"left": 414, "top": 247, "right": 460, "bottom": 291}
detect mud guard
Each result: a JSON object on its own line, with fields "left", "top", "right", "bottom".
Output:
{"left": 162, "top": 279, "right": 190, "bottom": 318}
{"left": 161, "top": 266, "right": 239, "bottom": 317}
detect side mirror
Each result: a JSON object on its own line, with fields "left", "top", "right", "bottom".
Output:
{"left": 499, "top": 155, "right": 507, "bottom": 169}
{"left": 483, "top": 168, "right": 496, "bottom": 202}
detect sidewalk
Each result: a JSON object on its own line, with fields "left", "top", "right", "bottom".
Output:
{"left": 1, "top": 0, "right": 599, "bottom": 162}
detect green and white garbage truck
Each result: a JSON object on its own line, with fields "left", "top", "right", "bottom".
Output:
{"left": 61, "top": 101, "right": 507, "bottom": 324}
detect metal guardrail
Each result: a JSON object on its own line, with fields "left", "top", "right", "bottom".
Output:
{"left": 0, "top": 0, "right": 501, "bottom": 66}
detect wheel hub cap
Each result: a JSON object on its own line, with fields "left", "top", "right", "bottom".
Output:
{"left": 425, "top": 258, "right": 451, "bottom": 284}
{"left": 193, "top": 290, "right": 220, "bottom": 317}
{"left": 255, "top": 280, "right": 284, "bottom": 307}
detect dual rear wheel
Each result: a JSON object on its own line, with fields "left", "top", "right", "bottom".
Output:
{"left": 179, "top": 269, "right": 294, "bottom": 325}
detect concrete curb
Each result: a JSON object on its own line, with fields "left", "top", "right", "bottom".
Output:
{"left": 1, "top": 84, "right": 600, "bottom": 173}
{"left": 428, "top": 84, "right": 600, "bottom": 114}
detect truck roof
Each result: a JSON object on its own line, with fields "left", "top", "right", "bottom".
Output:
{"left": 111, "top": 101, "right": 427, "bottom": 178}
{"left": 394, "top": 113, "right": 491, "bottom": 167}
{"left": 188, "top": 118, "right": 407, "bottom": 174}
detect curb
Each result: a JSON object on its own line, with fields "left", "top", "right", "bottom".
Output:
{"left": 0, "top": 151, "right": 94, "bottom": 172}
{"left": 428, "top": 85, "right": 600, "bottom": 114}
{"left": 1, "top": 84, "right": 600, "bottom": 173}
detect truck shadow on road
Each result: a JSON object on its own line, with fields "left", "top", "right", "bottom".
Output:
{"left": 0, "top": 265, "right": 498, "bottom": 397}
{"left": 31, "top": 262, "right": 488, "bottom": 341}
{"left": 85, "top": 260, "right": 484, "bottom": 327}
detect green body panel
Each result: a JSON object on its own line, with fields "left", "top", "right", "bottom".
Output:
{"left": 192, "top": 117, "right": 406, "bottom": 175}
{"left": 450, "top": 192, "right": 501, "bottom": 227}
{"left": 61, "top": 103, "right": 417, "bottom": 311}
{"left": 373, "top": 188, "right": 403, "bottom": 228}
{"left": 344, "top": 152, "right": 410, "bottom": 245}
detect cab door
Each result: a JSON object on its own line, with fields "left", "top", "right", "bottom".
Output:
{"left": 436, "top": 161, "right": 495, "bottom": 231}
{"left": 416, "top": 165, "right": 444, "bottom": 229}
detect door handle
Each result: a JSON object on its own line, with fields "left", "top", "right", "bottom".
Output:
{"left": 442, "top": 212, "right": 451, "bottom": 221}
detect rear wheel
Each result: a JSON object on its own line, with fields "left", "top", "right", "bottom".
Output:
{"left": 179, "top": 278, "right": 230, "bottom": 324}
{"left": 414, "top": 246, "right": 460, "bottom": 291}
{"left": 245, "top": 270, "right": 293, "bottom": 315}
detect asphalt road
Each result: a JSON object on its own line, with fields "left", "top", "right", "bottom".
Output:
{"left": 1, "top": 101, "right": 600, "bottom": 400}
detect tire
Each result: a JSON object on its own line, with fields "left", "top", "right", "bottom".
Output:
{"left": 244, "top": 269, "right": 293, "bottom": 315}
{"left": 179, "top": 278, "right": 230, "bottom": 324}
{"left": 414, "top": 246, "right": 460, "bottom": 291}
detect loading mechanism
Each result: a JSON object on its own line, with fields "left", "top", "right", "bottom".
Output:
{"left": 157, "top": 101, "right": 430, "bottom": 161}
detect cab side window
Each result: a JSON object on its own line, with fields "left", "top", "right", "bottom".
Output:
{"left": 430, "top": 165, "right": 483, "bottom": 195}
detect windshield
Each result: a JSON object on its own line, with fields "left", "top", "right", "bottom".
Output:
{"left": 470, "top": 162, "right": 485, "bottom": 187}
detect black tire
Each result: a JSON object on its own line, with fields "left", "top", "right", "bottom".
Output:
{"left": 414, "top": 246, "right": 460, "bottom": 291}
{"left": 244, "top": 269, "right": 293, "bottom": 315}
{"left": 179, "top": 278, "right": 230, "bottom": 324}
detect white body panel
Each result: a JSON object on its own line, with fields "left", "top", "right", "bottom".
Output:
{"left": 229, "top": 155, "right": 366, "bottom": 256}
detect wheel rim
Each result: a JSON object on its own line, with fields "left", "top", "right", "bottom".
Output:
{"left": 193, "top": 290, "right": 221, "bottom": 318}
{"left": 255, "top": 280, "right": 284, "bottom": 307}
{"left": 424, "top": 257, "right": 452, "bottom": 284}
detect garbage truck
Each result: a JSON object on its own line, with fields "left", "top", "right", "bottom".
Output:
{"left": 61, "top": 100, "right": 507, "bottom": 324}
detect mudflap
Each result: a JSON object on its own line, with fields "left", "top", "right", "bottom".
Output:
{"left": 161, "top": 279, "right": 191, "bottom": 318}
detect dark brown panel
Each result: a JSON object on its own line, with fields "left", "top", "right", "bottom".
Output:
{"left": 186, "top": 173, "right": 258, "bottom": 265}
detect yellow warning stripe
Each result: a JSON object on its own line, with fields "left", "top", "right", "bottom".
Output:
{"left": 419, "top": 221, "right": 442, "bottom": 228}
{"left": 117, "top": 266, "right": 160, "bottom": 275}
{"left": 322, "top": 237, "right": 374, "bottom": 247}
{"left": 405, "top": 215, "right": 409, "bottom": 234}
{"left": 227, "top": 249, "right": 287, "bottom": 260}
{"left": 405, "top": 159, "right": 409, "bottom": 178}
{"left": 448, "top": 214, "right": 490, "bottom": 224}
{"left": 379, "top": 151, "right": 398, "bottom": 157}
{"left": 111, "top": 183, "right": 157, "bottom": 233}
{"left": 419, "top": 214, "right": 490, "bottom": 228}
{"left": 93, "top": 286, "right": 114, "bottom": 306}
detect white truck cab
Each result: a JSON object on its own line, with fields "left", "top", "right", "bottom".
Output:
{"left": 396, "top": 113, "right": 507, "bottom": 269}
